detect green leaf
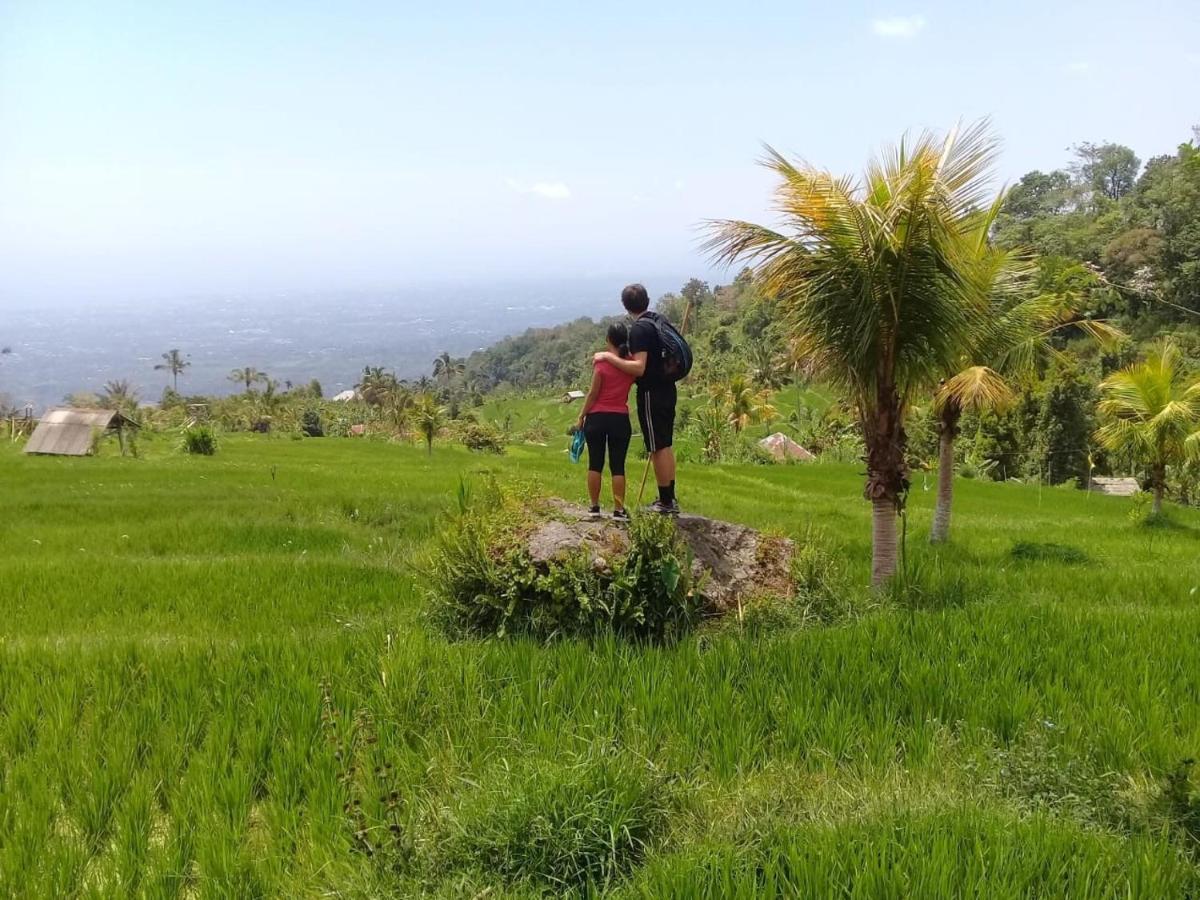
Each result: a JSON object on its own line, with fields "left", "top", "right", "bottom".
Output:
{"left": 660, "top": 558, "right": 681, "bottom": 595}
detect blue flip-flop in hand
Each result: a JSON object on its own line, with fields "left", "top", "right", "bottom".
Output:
{"left": 569, "top": 427, "right": 585, "bottom": 463}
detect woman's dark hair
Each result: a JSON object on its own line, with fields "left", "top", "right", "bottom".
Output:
{"left": 606, "top": 322, "right": 630, "bottom": 358}
{"left": 620, "top": 283, "right": 650, "bottom": 314}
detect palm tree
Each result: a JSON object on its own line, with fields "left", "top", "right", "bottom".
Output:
{"left": 432, "top": 352, "right": 465, "bottom": 385}
{"left": 705, "top": 123, "right": 1002, "bottom": 584}
{"left": 930, "top": 277, "right": 1123, "bottom": 542}
{"left": 721, "top": 373, "right": 778, "bottom": 433}
{"left": 1096, "top": 340, "right": 1200, "bottom": 515}
{"left": 383, "top": 381, "right": 415, "bottom": 433}
{"left": 413, "top": 393, "right": 447, "bottom": 455}
{"left": 154, "top": 349, "right": 190, "bottom": 392}
{"left": 356, "top": 366, "right": 396, "bottom": 406}
{"left": 99, "top": 379, "right": 139, "bottom": 415}
{"left": 228, "top": 366, "right": 266, "bottom": 394}
{"left": 747, "top": 341, "right": 787, "bottom": 389}
{"left": 930, "top": 366, "right": 1015, "bottom": 541}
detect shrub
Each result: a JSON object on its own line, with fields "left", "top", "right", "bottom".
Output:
{"left": 300, "top": 409, "right": 324, "bottom": 437}
{"left": 430, "top": 484, "right": 699, "bottom": 641}
{"left": 989, "top": 723, "right": 1126, "bottom": 831}
{"left": 181, "top": 426, "right": 217, "bottom": 456}
{"left": 461, "top": 422, "right": 506, "bottom": 454}
{"left": 451, "top": 753, "right": 671, "bottom": 892}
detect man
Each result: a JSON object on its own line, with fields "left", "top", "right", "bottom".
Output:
{"left": 593, "top": 283, "right": 679, "bottom": 514}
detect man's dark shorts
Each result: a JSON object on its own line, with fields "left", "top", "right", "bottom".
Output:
{"left": 636, "top": 382, "right": 676, "bottom": 452}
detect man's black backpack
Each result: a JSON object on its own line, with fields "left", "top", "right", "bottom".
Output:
{"left": 640, "top": 310, "right": 693, "bottom": 381}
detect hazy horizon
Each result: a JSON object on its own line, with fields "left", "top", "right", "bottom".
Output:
{"left": 3, "top": 1, "right": 1198, "bottom": 306}
{"left": 0, "top": 275, "right": 712, "bottom": 408}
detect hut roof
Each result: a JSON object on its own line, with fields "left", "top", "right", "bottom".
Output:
{"left": 758, "top": 432, "right": 816, "bottom": 462}
{"left": 24, "top": 407, "right": 137, "bottom": 456}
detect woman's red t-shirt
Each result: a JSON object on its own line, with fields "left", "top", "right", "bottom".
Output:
{"left": 589, "top": 358, "right": 635, "bottom": 415}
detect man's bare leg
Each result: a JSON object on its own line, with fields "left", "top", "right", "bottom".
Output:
{"left": 651, "top": 447, "right": 675, "bottom": 488}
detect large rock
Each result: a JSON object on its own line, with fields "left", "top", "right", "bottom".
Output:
{"left": 527, "top": 500, "right": 793, "bottom": 613}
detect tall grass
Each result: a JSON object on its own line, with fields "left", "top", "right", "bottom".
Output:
{"left": 1, "top": 435, "right": 1199, "bottom": 895}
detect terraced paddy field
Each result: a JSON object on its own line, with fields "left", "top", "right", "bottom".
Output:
{"left": 2, "top": 434, "right": 1199, "bottom": 897}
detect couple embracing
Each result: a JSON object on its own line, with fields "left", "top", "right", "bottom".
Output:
{"left": 574, "top": 283, "right": 687, "bottom": 518}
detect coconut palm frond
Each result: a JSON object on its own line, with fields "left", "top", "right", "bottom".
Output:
{"left": 1096, "top": 339, "right": 1200, "bottom": 469}
{"left": 936, "top": 366, "right": 1015, "bottom": 414}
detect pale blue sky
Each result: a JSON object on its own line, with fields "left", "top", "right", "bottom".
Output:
{"left": 1, "top": 0, "right": 1197, "bottom": 304}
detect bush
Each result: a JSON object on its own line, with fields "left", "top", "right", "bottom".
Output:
{"left": 461, "top": 422, "right": 506, "bottom": 454}
{"left": 430, "top": 483, "right": 700, "bottom": 641}
{"left": 300, "top": 409, "right": 324, "bottom": 437}
{"left": 181, "top": 426, "right": 217, "bottom": 455}
{"left": 451, "top": 753, "right": 671, "bottom": 892}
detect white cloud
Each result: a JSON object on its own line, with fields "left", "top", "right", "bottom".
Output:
{"left": 1063, "top": 61, "right": 1091, "bottom": 73}
{"left": 506, "top": 178, "right": 571, "bottom": 200}
{"left": 871, "top": 15, "right": 925, "bottom": 38}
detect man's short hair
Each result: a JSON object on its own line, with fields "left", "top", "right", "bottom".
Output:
{"left": 621, "top": 283, "right": 650, "bottom": 314}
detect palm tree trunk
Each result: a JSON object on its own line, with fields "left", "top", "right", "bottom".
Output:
{"left": 871, "top": 498, "right": 899, "bottom": 585}
{"left": 864, "top": 383, "right": 909, "bottom": 586}
{"left": 930, "top": 405, "right": 961, "bottom": 544}
{"left": 1152, "top": 464, "right": 1165, "bottom": 515}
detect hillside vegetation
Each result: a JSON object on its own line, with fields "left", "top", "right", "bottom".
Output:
{"left": 2, "top": 436, "right": 1200, "bottom": 896}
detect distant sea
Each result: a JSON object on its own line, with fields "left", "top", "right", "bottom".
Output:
{"left": 0, "top": 278, "right": 694, "bottom": 409}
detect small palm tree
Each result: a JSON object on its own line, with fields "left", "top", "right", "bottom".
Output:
{"left": 357, "top": 366, "right": 396, "bottom": 406}
{"left": 99, "top": 379, "right": 139, "bottom": 415}
{"left": 721, "top": 373, "right": 778, "bottom": 433}
{"left": 706, "top": 122, "right": 1002, "bottom": 584}
{"left": 228, "top": 366, "right": 266, "bottom": 394}
{"left": 747, "top": 341, "right": 787, "bottom": 389}
{"left": 384, "top": 381, "right": 415, "bottom": 433}
{"left": 930, "top": 282, "right": 1123, "bottom": 542}
{"left": 432, "top": 352, "right": 465, "bottom": 385}
{"left": 1096, "top": 340, "right": 1200, "bottom": 515}
{"left": 414, "top": 393, "right": 447, "bottom": 455}
{"left": 155, "top": 349, "right": 190, "bottom": 392}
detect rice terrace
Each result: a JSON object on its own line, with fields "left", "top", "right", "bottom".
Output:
{"left": 5, "top": 2, "right": 1200, "bottom": 897}
{"left": 1, "top": 418, "right": 1199, "bottom": 895}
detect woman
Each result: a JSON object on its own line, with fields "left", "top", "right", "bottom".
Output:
{"left": 576, "top": 322, "right": 636, "bottom": 519}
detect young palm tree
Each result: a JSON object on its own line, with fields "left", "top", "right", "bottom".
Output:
{"left": 1096, "top": 340, "right": 1200, "bottom": 515}
{"left": 154, "top": 349, "right": 190, "bottom": 392}
{"left": 414, "top": 393, "right": 447, "bottom": 455}
{"left": 384, "top": 381, "right": 415, "bottom": 433}
{"left": 356, "top": 366, "right": 396, "bottom": 406}
{"left": 930, "top": 366, "right": 1015, "bottom": 542}
{"left": 432, "top": 352, "right": 465, "bottom": 385}
{"left": 705, "top": 123, "right": 1002, "bottom": 584}
{"left": 930, "top": 281, "right": 1123, "bottom": 543}
{"left": 228, "top": 366, "right": 266, "bottom": 394}
{"left": 721, "top": 373, "right": 778, "bottom": 433}
{"left": 99, "top": 379, "right": 140, "bottom": 415}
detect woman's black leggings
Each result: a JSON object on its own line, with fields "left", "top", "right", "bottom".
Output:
{"left": 584, "top": 413, "right": 632, "bottom": 476}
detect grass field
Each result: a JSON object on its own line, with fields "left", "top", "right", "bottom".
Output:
{"left": 3, "top": 432, "right": 1200, "bottom": 897}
